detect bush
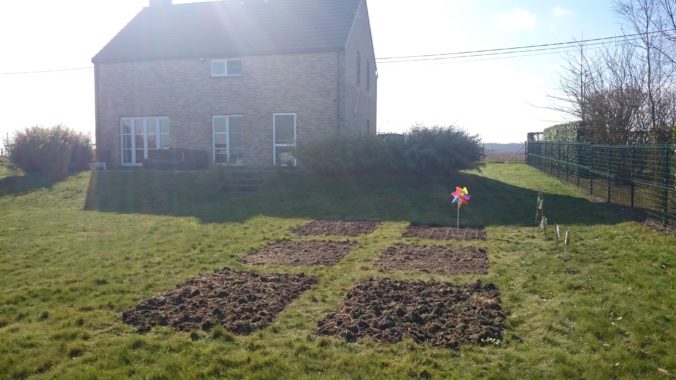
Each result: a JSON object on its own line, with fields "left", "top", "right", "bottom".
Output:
{"left": 295, "top": 126, "right": 482, "bottom": 174}
{"left": 6, "top": 125, "right": 93, "bottom": 179}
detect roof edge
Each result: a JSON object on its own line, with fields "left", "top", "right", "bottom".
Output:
{"left": 92, "top": 46, "right": 345, "bottom": 65}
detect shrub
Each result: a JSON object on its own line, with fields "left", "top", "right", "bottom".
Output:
{"left": 295, "top": 125, "right": 482, "bottom": 174}
{"left": 6, "top": 125, "right": 92, "bottom": 179}
{"left": 404, "top": 126, "right": 483, "bottom": 172}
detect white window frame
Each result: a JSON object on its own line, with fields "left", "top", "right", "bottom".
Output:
{"left": 212, "top": 115, "right": 244, "bottom": 166}
{"left": 120, "top": 116, "right": 169, "bottom": 166}
{"left": 273, "top": 113, "right": 297, "bottom": 167}
{"left": 210, "top": 58, "right": 242, "bottom": 77}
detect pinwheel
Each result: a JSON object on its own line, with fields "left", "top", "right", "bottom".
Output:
{"left": 451, "top": 186, "right": 471, "bottom": 230}
{"left": 451, "top": 186, "right": 470, "bottom": 206}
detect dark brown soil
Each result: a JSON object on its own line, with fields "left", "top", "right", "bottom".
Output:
{"left": 378, "top": 244, "right": 489, "bottom": 275}
{"left": 292, "top": 220, "right": 381, "bottom": 236}
{"left": 240, "top": 239, "right": 357, "bottom": 266}
{"left": 121, "top": 267, "right": 317, "bottom": 334}
{"left": 317, "top": 278, "right": 507, "bottom": 348}
{"left": 403, "top": 224, "right": 487, "bottom": 240}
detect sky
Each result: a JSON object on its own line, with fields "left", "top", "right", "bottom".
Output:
{"left": 0, "top": 0, "right": 625, "bottom": 146}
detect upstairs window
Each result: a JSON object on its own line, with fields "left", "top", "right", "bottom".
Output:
{"left": 366, "top": 60, "right": 371, "bottom": 92}
{"left": 211, "top": 59, "right": 242, "bottom": 77}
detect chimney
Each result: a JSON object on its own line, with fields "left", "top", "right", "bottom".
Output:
{"left": 149, "top": 0, "right": 172, "bottom": 7}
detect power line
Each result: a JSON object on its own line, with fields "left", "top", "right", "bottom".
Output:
{"left": 1, "top": 66, "right": 93, "bottom": 76}
{"left": 377, "top": 39, "right": 620, "bottom": 64}
{"left": 376, "top": 29, "right": 672, "bottom": 62}
{"left": 2, "top": 30, "right": 673, "bottom": 73}
{"left": 403, "top": 44, "right": 609, "bottom": 65}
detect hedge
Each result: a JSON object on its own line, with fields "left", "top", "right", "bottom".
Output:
{"left": 295, "top": 126, "right": 482, "bottom": 174}
{"left": 6, "top": 125, "right": 92, "bottom": 179}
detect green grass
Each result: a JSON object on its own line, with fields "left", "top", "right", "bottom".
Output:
{"left": 0, "top": 163, "right": 673, "bottom": 379}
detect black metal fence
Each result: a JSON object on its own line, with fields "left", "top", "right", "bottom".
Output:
{"left": 526, "top": 142, "right": 675, "bottom": 227}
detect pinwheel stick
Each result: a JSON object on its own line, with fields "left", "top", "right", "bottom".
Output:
{"left": 456, "top": 201, "right": 461, "bottom": 231}
{"left": 451, "top": 186, "right": 470, "bottom": 232}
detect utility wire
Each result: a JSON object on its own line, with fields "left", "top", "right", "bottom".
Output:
{"left": 1, "top": 66, "right": 93, "bottom": 76}
{"left": 376, "top": 29, "right": 672, "bottom": 62}
{"left": 2, "top": 30, "right": 672, "bottom": 74}
{"left": 378, "top": 39, "right": 623, "bottom": 64}
{"left": 407, "top": 44, "right": 609, "bottom": 65}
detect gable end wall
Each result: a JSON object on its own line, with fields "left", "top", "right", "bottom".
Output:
{"left": 342, "top": 0, "right": 377, "bottom": 135}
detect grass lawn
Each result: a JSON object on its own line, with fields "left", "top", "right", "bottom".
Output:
{"left": 0, "top": 163, "right": 674, "bottom": 379}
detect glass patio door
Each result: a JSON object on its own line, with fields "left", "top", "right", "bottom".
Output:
{"left": 213, "top": 115, "right": 244, "bottom": 165}
{"left": 121, "top": 117, "right": 169, "bottom": 166}
{"left": 121, "top": 119, "right": 145, "bottom": 165}
{"left": 273, "top": 113, "right": 297, "bottom": 166}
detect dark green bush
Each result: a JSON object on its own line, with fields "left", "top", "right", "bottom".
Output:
{"left": 6, "top": 125, "right": 92, "bottom": 179}
{"left": 295, "top": 126, "right": 482, "bottom": 174}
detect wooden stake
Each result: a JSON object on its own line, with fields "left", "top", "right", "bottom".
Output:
{"left": 540, "top": 216, "right": 548, "bottom": 239}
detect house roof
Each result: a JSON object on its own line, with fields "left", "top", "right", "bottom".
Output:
{"left": 92, "top": 0, "right": 362, "bottom": 63}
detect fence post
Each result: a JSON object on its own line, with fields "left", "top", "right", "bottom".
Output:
{"left": 576, "top": 144, "right": 580, "bottom": 188}
{"left": 563, "top": 144, "right": 569, "bottom": 182}
{"left": 590, "top": 145, "right": 594, "bottom": 195}
{"left": 663, "top": 146, "right": 671, "bottom": 227}
{"left": 607, "top": 146, "right": 611, "bottom": 203}
{"left": 557, "top": 143, "right": 561, "bottom": 178}
{"left": 630, "top": 146, "right": 635, "bottom": 209}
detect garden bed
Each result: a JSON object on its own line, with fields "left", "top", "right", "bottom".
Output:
{"left": 317, "top": 278, "right": 506, "bottom": 348}
{"left": 292, "top": 220, "right": 381, "bottom": 236}
{"left": 378, "top": 244, "right": 489, "bottom": 275}
{"left": 240, "top": 239, "right": 357, "bottom": 266}
{"left": 121, "top": 268, "right": 317, "bottom": 334}
{"left": 403, "top": 224, "right": 487, "bottom": 240}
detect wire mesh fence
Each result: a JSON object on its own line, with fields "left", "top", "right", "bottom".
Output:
{"left": 526, "top": 142, "right": 675, "bottom": 228}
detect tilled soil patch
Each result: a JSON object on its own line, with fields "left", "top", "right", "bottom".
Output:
{"left": 292, "top": 220, "right": 381, "bottom": 236}
{"left": 121, "top": 267, "right": 317, "bottom": 334}
{"left": 240, "top": 239, "right": 357, "bottom": 266}
{"left": 317, "top": 278, "right": 506, "bottom": 348}
{"left": 403, "top": 224, "right": 487, "bottom": 240}
{"left": 378, "top": 244, "right": 489, "bottom": 275}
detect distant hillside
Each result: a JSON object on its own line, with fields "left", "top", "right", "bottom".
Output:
{"left": 483, "top": 143, "right": 524, "bottom": 154}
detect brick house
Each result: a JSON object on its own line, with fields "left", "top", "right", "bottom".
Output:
{"left": 93, "top": 0, "right": 377, "bottom": 168}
